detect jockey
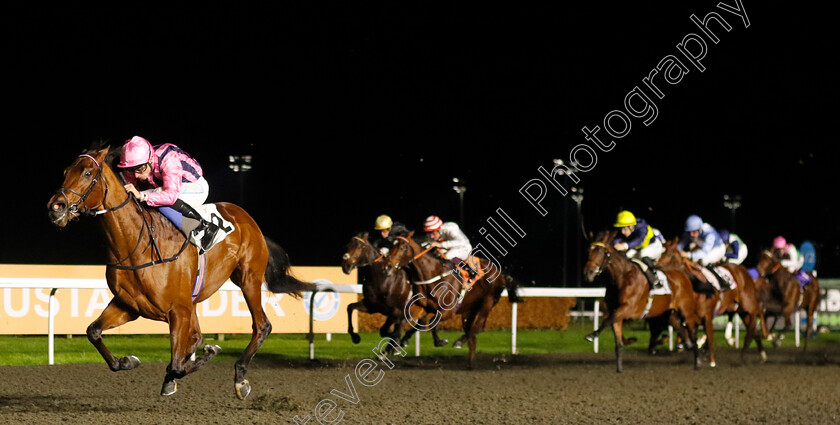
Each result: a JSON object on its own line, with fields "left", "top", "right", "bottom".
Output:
{"left": 677, "top": 215, "right": 726, "bottom": 266}
{"left": 772, "top": 236, "right": 804, "bottom": 273}
{"left": 718, "top": 229, "right": 748, "bottom": 265}
{"left": 118, "top": 135, "right": 219, "bottom": 253}
{"left": 424, "top": 215, "right": 476, "bottom": 278}
{"left": 611, "top": 210, "right": 665, "bottom": 288}
{"left": 371, "top": 214, "right": 409, "bottom": 255}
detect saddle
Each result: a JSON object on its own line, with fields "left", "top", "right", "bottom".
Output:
{"left": 191, "top": 204, "right": 235, "bottom": 253}
{"left": 457, "top": 255, "right": 486, "bottom": 289}
{"left": 684, "top": 259, "right": 736, "bottom": 293}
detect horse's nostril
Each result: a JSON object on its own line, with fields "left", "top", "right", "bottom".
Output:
{"left": 51, "top": 202, "right": 66, "bottom": 211}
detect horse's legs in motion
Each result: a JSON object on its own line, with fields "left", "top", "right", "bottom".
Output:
{"left": 347, "top": 301, "right": 368, "bottom": 344}
{"left": 87, "top": 299, "right": 141, "bottom": 371}
{"left": 231, "top": 269, "right": 273, "bottom": 400}
{"left": 161, "top": 305, "right": 209, "bottom": 396}
{"left": 667, "top": 310, "right": 699, "bottom": 369}
{"left": 612, "top": 319, "right": 625, "bottom": 373}
{"left": 463, "top": 296, "right": 495, "bottom": 370}
{"left": 586, "top": 313, "right": 616, "bottom": 343}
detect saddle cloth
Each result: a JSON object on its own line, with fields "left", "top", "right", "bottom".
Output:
{"left": 191, "top": 204, "right": 235, "bottom": 252}
{"left": 650, "top": 270, "right": 671, "bottom": 295}
{"left": 700, "top": 265, "right": 737, "bottom": 292}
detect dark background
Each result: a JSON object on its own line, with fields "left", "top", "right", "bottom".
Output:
{"left": 4, "top": 2, "right": 837, "bottom": 286}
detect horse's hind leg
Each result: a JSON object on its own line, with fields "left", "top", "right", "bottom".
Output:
{"left": 232, "top": 272, "right": 272, "bottom": 400}
{"left": 87, "top": 299, "right": 141, "bottom": 372}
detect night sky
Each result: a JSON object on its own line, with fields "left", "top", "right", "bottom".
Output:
{"left": 5, "top": 2, "right": 838, "bottom": 285}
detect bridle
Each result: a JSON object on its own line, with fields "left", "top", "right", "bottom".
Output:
{"left": 57, "top": 154, "right": 130, "bottom": 217}
{"left": 57, "top": 153, "right": 187, "bottom": 270}
{"left": 342, "top": 236, "right": 385, "bottom": 269}
{"left": 390, "top": 236, "right": 436, "bottom": 269}
{"left": 586, "top": 241, "right": 611, "bottom": 277}
{"left": 757, "top": 250, "right": 782, "bottom": 278}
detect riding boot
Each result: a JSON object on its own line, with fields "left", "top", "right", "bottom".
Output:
{"left": 641, "top": 258, "right": 660, "bottom": 289}
{"left": 171, "top": 199, "right": 220, "bottom": 253}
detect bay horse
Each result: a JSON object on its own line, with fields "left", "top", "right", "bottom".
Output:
{"left": 583, "top": 230, "right": 700, "bottom": 372}
{"left": 657, "top": 239, "right": 766, "bottom": 367}
{"left": 341, "top": 232, "right": 411, "bottom": 347}
{"left": 46, "top": 143, "right": 315, "bottom": 399}
{"left": 385, "top": 231, "right": 519, "bottom": 369}
{"left": 755, "top": 250, "right": 821, "bottom": 351}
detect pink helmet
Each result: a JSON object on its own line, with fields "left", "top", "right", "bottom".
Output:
{"left": 772, "top": 236, "right": 787, "bottom": 250}
{"left": 424, "top": 215, "right": 443, "bottom": 232}
{"left": 118, "top": 136, "right": 153, "bottom": 168}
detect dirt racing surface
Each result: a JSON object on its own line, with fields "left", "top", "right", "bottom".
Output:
{"left": 1, "top": 346, "right": 837, "bottom": 425}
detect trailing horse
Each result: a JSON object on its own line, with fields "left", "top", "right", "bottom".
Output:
{"left": 583, "top": 230, "right": 700, "bottom": 372}
{"left": 47, "top": 143, "right": 315, "bottom": 399}
{"left": 341, "top": 232, "right": 411, "bottom": 348}
{"left": 755, "top": 250, "right": 821, "bottom": 351}
{"left": 385, "top": 232, "right": 519, "bottom": 369}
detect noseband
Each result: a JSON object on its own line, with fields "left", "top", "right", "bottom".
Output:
{"left": 58, "top": 154, "right": 130, "bottom": 217}
{"left": 586, "top": 241, "right": 611, "bottom": 276}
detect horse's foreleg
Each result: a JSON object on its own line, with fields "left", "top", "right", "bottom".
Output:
{"left": 233, "top": 277, "right": 272, "bottom": 400}
{"left": 668, "top": 311, "right": 699, "bottom": 369}
{"left": 612, "top": 320, "right": 624, "bottom": 373}
{"left": 86, "top": 299, "right": 141, "bottom": 372}
{"left": 464, "top": 299, "right": 494, "bottom": 370}
{"left": 586, "top": 313, "right": 615, "bottom": 343}
{"left": 347, "top": 301, "right": 367, "bottom": 344}
{"left": 161, "top": 305, "right": 205, "bottom": 396}
{"left": 704, "top": 313, "right": 716, "bottom": 367}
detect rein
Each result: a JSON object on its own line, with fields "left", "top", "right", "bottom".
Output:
{"left": 67, "top": 153, "right": 190, "bottom": 270}
{"left": 586, "top": 241, "right": 611, "bottom": 276}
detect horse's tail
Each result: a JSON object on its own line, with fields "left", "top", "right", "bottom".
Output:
{"left": 264, "top": 236, "right": 318, "bottom": 298}
{"left": 504, "top": 273, "right": 524, "bottom": 303}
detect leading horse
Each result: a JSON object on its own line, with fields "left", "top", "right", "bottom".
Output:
{"left": 583, "top": 230, "right": 700, "bottom": 372}
{"left": 47, "top": 143, "right": 314, "bottom": 399}
{"left": 341, "top": 232, "right": 411, "bottom": 347}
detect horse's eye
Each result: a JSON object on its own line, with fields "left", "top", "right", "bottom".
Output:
{"left": 84, "top": 171, "right": 93, "bottom": 177}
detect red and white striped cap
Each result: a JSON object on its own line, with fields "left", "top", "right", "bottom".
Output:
{"left": 424, "top": 215, "right": 442, "bottom": 232}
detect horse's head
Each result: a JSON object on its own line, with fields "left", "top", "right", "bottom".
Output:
{"left": 342, "top": 232, "right": 374, "bottom": 274}
{"left": 755, "top": 250, "right": 779, "bottom": 278}
{"left": 384, "top": 231, "right": 415, "bottom": 276}
{"left": 656, "top": 238, "right": 682, "bottom": 268}
{"left": 47, "top": 146, "right": 113, "bottom": 227}
{"left": 583, "top": 230, "right": 615, "bottom": 283}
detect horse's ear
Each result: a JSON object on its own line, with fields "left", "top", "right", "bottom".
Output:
{"left": 588, "top": 231, "right": 594, "bottom": 240}
{"left": 408, "top": 230, "right": 415, "bottom": 238}
{"left": 361, "top": 231, "right": 369, "bottom": 240}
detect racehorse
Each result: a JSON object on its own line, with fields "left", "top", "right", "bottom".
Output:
{"left": 46, "top": 143, "right": 315, "bottom": 399}
{"left": 657, "top": 239, "right": 766, "bottom": 366}
{"left": 341, "top": 232, "right": 411, "bottom": 347}
{"left": 755, "top": 250, "right": 821, "bottom": 351}
{"left": 385, "top": 232, "right": 519, "bottom": 369}
{"left": 583, "top": 230, "right": 700, "bottom": 372}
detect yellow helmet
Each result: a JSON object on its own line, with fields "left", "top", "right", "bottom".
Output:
{"left": 613, "top": 210, "right": 637, "bottom": 228}
{"left": 374, "top": 214, "right": 393, "bottom": 230}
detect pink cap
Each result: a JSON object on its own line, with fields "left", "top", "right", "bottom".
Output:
{"left": 773, "top": 236, "right": 787, "bottom": 250}
{"left": 118, "top": 136, "right": 153, "bottom": 168}
{"left": 424, "top": 216, "right": 442, "bottom": 232}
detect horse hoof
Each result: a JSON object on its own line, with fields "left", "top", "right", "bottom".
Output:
{"left": 584, "top": 334, "right": 596, "bottom": 343}
{"left": 434, "top": 339, "right": 449, "bottom": 347}
{"left": 161, "top": 381, "right": 178, "bottom": 396}
{"left": 772, "top": 339, "right": 782, "bottom": 348}
{"left": 760, "top": 351, "right": 767, "bottom": 363}
{"left": 709, "top": 361, "right": 716, "bottom": 368}
{"left": 235, "top": 379, "right": 251, "bottom": 400}
{"left": 119, "top": 355, "right": 141, "bottom": 370}
{"left": 453, "top": 341, "right": 463, "bottom": 349}
{"left": 351, "top": 334, "right": 361, "bottom": 344}
{"left": 204, "top": 344, "right": 222, "bottom": 357}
